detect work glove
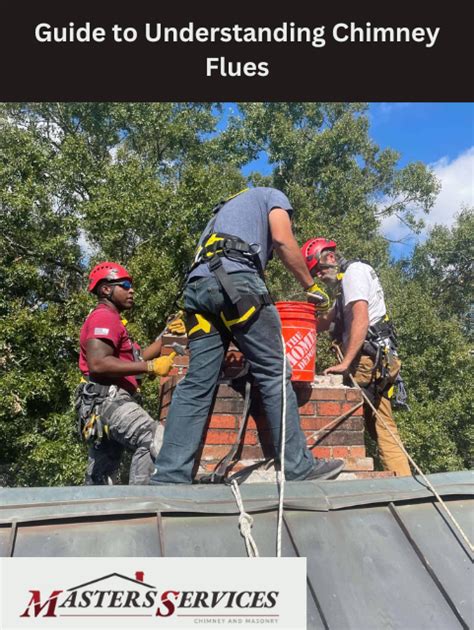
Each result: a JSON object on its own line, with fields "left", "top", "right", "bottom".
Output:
{"left": 147, "top": 355, "right": 174, "bottom": 377}
{"left": 166, "top": 316, "right": 186, "bottom": 335}
{"left": 305, "top": 281, "right": 333, "bottom": 312}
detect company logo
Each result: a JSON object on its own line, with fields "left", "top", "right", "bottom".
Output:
{"left": 285, "top": 329, "right": 316, "bottom": 371}
{"left": 20, "top": 570, "right": 280, "bottom": 622}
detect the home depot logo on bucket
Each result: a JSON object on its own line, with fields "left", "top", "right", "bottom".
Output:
{"left": 276, "top": 301, "right": 317, "bottom": 382}
{"left": 284, "top": 328, "right": 317, "bottom": 379}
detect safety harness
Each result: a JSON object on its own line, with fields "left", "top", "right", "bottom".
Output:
{"left": 186, "top": 190, "right": 273, "bottom": 335}
{"left": 333, "top": 259, "right": 409, "bottom": 409}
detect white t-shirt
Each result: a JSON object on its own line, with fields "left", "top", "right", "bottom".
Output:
{"left": 340, "top": 262, "right": 386, "bottom": 346}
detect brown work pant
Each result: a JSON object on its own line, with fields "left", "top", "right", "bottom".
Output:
{"left": 351, "top": 354, "right": 411, "bottom": 476}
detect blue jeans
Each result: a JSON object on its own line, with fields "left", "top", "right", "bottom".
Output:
{"left": 151, "top": 272, "right": 315, "bottom": 483}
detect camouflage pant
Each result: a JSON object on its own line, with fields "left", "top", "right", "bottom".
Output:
{"left": 85, "top": 388, "right": 163, "bottom": 485}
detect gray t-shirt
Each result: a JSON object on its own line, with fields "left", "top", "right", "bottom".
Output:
{"left": 188, "top": 187, "right": 293, "bottom": 280}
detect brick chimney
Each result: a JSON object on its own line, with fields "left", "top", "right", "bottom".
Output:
{"left": 159, "top": 334, "right": 393, "bottom": 479}
{"left": 135, "top": 571, "right": 144, "bottom": 582}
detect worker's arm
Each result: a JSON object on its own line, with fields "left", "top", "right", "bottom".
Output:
{"left": 86, "top": 338, "right": 173, "bottom": 377}
{"left": 142, "top": 338, "right": 162, "bottom": 361}
{"left": 86, "top": 338, "right": 148, "bottom": 376}
{"left": 269, "top": 208, "right": 315, "bottom": 289}
{"left": 324, "top": 300, "right": 369, "bottom": 374}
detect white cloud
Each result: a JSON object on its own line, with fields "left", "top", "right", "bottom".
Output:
{"left": 381, "top": 147, "right": 474, "bottom": 251}
{"left": 427, "top": 147, "right": 474, "bottom": 229}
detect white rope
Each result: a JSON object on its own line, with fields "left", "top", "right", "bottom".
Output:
{"left": 228, "top": 333, "right": 287, "bottom": 559}
{"left": 230, "top": 479, "right": 260, "bottom": 557}
{"left": 334, "top": 344, "right": 474, "bottom": 554}
{"left": 276, "top": 334, "right": 287, "bottom": 558}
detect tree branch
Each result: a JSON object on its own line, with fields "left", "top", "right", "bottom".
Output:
{"left": 2, "top": 233, "right": 84, "bottom": 275}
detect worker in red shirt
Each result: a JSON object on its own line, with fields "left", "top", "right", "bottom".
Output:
{"left": 76, "top": 261, "right": 185, "bottom": 485}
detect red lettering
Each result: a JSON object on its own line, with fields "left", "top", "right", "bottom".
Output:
{"left": 156, "top": 590, "right": 179, "bottom": 617}
{"left": 20, "top": 590, "right": 63, "bottom": 617}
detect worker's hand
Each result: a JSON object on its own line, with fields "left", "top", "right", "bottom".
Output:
{"left": 324, "top": 361, "right": 350, "bottom": 375}
{"left": 305, "top": 281, "right": 333, "bottom": 311}
{"left": 166, "top": 317, "right": 186, "bottom": 335}
{"left": 147, "top": 355, "right": 174, "bottom": 377}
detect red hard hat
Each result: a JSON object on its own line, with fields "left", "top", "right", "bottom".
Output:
{"left": 87, "top": 262, "right": 132, "bottom": 293}
{"left": 301, "top": 238, "right": 337, "bottom": 273}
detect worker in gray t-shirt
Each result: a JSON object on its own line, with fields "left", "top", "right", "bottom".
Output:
{"left": 150, "top": 187, "right": 344, "bottom": 485}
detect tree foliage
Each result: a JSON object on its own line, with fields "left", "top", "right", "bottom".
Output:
{"left": 0, "top": 102, "right": 470, "bottom": 485}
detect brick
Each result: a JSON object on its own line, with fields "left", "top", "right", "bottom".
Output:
{"left": 203, "top": 430, "right": 240, "bottom": 445}
{"left": 231, "top": 461, "right": 257, "bottom": 472}
{"left": 162, "top": 333, "right": 188, "bottom": 344}
{"left": 215, "top": 384, "right": 243, "bottom": 398}
{"left": 247, "top": 416, "right": 257, "bottom": 430}
{"left": 208, "top": 415, "right": 238, "bottom": 429}
{"left": 315, "top": 430, "right": 365, "bottom": 446}
{"left": 339, "top": 417, "right": 364, "bottom": 431}
{"left": 332, "top": 446, "right": 351, "bottom": 458}
{"left": 300, "top": 417, "right": 341, "bottom": 431}
{"left": 162, "top": 346, "right": 189, "bottom": 356}
{"left": 241, "top": 445, "right": 267, "bottom": 460}
{"left": 310, "top": 388, "right": 348, "bottom": 401}
{"left": 346, "top": 389, "right": 363, "bottom": 402}
{"left": 243, "top": 431, "right": 259, "bottom": 446}
{"left": 212, "top": 399, "right": 244, "bottom": 414}
{"left": 200, "top": 462, "right": 216, "bottom": 472}
{"left": 159, "top": 393, "right": 171, "bottom": 409}
{"left": 312, "top": 447, "right": 331, "bottom": 459}
{"left": 342, "top": 402, "right": 364, "bottom": 416}
{"left": 350, "top": 446, "right": 367, "bottom": 458}
{"left": 201, "top": 446, "right": 232, "bottom": 461}
{"left": 343, "top": 457, "right": 374, "bottom": 471}
{"left": 318, "top": 402, "right": 343, "bottom": 416}
{"left": 298, "top": 401, "right": 316, "bottom": 415}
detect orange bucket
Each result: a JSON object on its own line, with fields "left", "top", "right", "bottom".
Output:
{"left": 276, "top": 301, "right": 317, "bottom": 382}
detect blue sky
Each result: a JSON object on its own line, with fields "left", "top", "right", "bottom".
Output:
{"left": 368, "top": 103, "right": 473, "bottom": 166}
{"left": 225, "top": 102, "right": 473, "bottom": 257}
{"left": 368, "top": 103, "right": 473, "bottom": 256}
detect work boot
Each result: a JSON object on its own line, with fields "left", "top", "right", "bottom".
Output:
{"left": 301, "top": 458, "right": 344, "bottom": 481}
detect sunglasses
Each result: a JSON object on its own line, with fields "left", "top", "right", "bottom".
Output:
{"left": 108, "top": 280, "right": 133, "bottom": 290}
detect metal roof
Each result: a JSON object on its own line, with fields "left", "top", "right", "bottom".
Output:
{"left": 1, "top": 471, "right": 473, "bottom": 629}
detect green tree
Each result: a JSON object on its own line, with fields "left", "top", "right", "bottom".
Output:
{"left": 407, "top": 207, "right": 473, "bottom": 333}
{"left": 0, "top": 102, "right": 244, "bottom": 485}
{"left": 226, "top": 103, "right": 439, "bottom": 297}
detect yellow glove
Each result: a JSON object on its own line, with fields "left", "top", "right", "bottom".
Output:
{"left": 166, "top": 317, "right": 186, "bottom": 335}
{"left": 147, "top": 354, "right": 174, "bottom": 377}
{"left": 305, "top": 281, "right": 333, "bottom": 311}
